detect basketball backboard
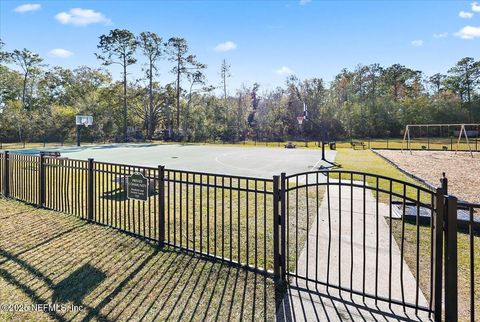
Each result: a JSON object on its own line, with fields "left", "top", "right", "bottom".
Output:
{"left": 76, "top": 115, "right": 93, "bottom": 127}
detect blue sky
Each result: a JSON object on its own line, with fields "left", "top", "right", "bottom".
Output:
{"left": 1, "top": 0, "right": 479, "bottom": 93}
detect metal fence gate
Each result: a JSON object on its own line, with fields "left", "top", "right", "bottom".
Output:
{"left": 277, "top": 170, "right": 453, "bottom": 321}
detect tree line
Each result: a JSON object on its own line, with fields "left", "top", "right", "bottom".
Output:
{"left": 0, "top": 29, "right": 479, "bottom": 144}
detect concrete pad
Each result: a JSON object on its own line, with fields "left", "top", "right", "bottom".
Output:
{"left": 9, "top": 143, "right": 336, "bottom": 179}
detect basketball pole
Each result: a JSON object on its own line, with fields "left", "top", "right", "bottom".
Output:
{"left": 302, "top": 103, "right": 326, "bottom": 161}
{"left": 77, "top": 125, "right": 81, "bottom": 147}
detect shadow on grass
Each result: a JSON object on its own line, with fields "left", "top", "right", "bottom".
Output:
{"left": 400, "top": 216, "right": 480, "bottom": 235}
{"left": 52, "top": 264, "right": 107, "bottom": 304}
{"left": 100, "top": 188, "right": 128, "bottom": 201}
{"left": 0, "top": 202, "right": 282, "bottom": 321}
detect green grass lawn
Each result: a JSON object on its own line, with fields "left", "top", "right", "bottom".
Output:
{"left": 333, "top": 138, "right": 479, "bottom": 151}
{"left": 2, "top": 137, "right": 478, "bottom": 154}
{"left": 334, "top": 148, "right": 479, "bottom": 321}
{"left": 0, "top": 198, "right": 280, "bottom": 321}
{"left": 4, "top": 154, "right": 322, "bottom": 275}
{"left": 334, "top": 148, "right": 419, "bottom": 182}
{"left": 332, "top": 148, "right": 433, "bottom": 204}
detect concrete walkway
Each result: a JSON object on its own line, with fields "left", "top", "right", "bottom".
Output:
{"left": 277, "top": 183, "right": 432, "bottom": 321}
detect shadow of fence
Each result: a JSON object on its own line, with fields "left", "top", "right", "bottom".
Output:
{"left": 0, "top": 202, "right": 281, "bottom": 321}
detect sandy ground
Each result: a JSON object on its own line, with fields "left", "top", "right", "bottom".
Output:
{"left": 376, "top": 150, "right": 480, "bottom": 204}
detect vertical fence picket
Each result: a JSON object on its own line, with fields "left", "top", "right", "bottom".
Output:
{"left": 273, "top": 175, "right": 280, "bottom": 279}
{"left": 445, "top": 195, "right": 458, "bottom": 322}
{"left": 433, "top": 187, "right": 444, "bottom": 322}
{"left": 38, "top": 154, "right": 45, "bottom": 207}
{"left": 3, "top": 151, "right": 9, "bottom": 197}
{"left": 87, "top": 158, "right": 94, "bottom": 221}
{"left": 158, "top": 165, "right": 165, "bottom": 246}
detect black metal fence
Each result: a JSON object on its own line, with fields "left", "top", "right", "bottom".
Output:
{"left": 0, "top": 150, "right": 477, "bottom": 321}
{"left": 0, "top": 152, "right": 276, "bottom": 275}
{"left": 283, "top": 171, "right": 440, "bottom": 318}
{"left": 456, "top": 201, "right": 479, "bottom": 322}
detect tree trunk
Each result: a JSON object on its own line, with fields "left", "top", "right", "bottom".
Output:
{"left": 465, "top": 66, "right": 472, "bottom": 121}
{"left": 123, "top": 57, "right": 128, "bottom": 142}
{"left": 223, "top": 72, "right": 227, "bottom": 101}
{"left": 185, "top": 82, "right": 194, "bottom": 141}
{"left": 176, "top": 53, "right": 181, "bottom": 132}
{"left": 149, "top": 59, "right": 154, "bottom": 139}
{"left": 393, "top": 83, "right": 399, "bottom": 101}
{"left": 237, "top": 93, "right": 242, "bottom": 142}
{"left": 21, "top": 72, "right": 28, "bottom": 109}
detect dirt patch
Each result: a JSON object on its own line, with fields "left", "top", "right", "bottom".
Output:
{"left": 375, "top": 150, "right": 480, "bottom": 204}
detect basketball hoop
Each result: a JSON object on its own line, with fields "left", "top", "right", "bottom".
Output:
{"left": 297, "top": 116, "right": 304, "bottom": 125}
{"left": 76, "top": 115, "right": 93, "bottom": 147}
{"left": 76, "top": 115, "right": 93, "bottom": 127}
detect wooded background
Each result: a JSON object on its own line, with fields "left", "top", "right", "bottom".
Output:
{"left": 0, "top": 29, "right": 479, "bottom": 144}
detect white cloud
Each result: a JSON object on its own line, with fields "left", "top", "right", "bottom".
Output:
{"left": 275, "top": 66, "right": 294, "bottom": 75}
{"left": 14, "top": 3, "right": 41, "bottom": 13}
{"left": 48, "top": 48, "right": 73, "bottom": 58}
{"left": 459, "top": 11, "right": 474, "bottom": 19}
{"left": 433, "top": 32, "right": 448, "bottom": 38}
{"left": 214, "top": 41, "right": 237, "bottom": 52}
{"left": 411, "top": 40, "right": 424, "bottom": 47}
{"left": 299, "top": 0, "right": 312, "bottom": 5}
{"left": 55, "top": 8, "right": 112, "bottom": 26}
{"left": 472, "top": 2, "right": 480, "bottom": 12}
{"left": 455, "top": 25, "right": 480, "bottom": 39}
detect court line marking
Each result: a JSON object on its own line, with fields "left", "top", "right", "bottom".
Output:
{"left": 214, "top": 152, "right": 267, "bottom": 175}
{"left": 310, "top": 158, "right": 324, "bottom": 171}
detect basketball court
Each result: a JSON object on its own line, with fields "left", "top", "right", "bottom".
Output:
{"left": 9, "top": 143, "right": 337, "bottom": 179}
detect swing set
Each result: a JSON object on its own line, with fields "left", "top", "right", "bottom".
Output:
{"left": 401, "top": 123, "right": 479, "bottom": 157}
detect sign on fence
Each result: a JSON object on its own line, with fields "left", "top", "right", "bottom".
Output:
{"left": 127, "top": 172, "right": 149, "bottom": 201}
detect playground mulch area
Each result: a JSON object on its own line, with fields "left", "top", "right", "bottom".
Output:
{"left": 376, "top": 150, "right": 480, "bottom": 204}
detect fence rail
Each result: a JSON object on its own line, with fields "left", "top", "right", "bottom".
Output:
{"left": 0, "top": 150, "right": 477, "bottom": 321}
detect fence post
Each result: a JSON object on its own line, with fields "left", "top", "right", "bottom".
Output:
{"left": 158, "top": 165, "right": 165, "bottom": 247}
{"left": 432, "top": 186, "right": 445, "bottom": 322}
{"left": 3, "top": 151, "right": 9, "bottom": 198}
{"left": 38, "top": 154, "right": 45, "bottom": 207}
{"left": 441, "top": 172, "right": 448, "bottom": 195}
{"left": 444, "top": 195, "right": 458, "bottom": 322}
{"left": 280, "top": 173, "right": 287, "bottom": 282}
{"left": 87, "top": 158, "right": 94, "bottom": 222}
{"left": 273, "top": 175, "right": 280, "bottom": 280}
